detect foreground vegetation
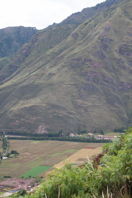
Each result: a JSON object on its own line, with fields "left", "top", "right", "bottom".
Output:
{"left": 11, "top": 128, "right": 132, "bottom": 198}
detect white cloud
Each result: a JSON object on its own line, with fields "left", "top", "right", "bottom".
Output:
{"left": 0, "top": 0, "right": 105, "bottom": 29}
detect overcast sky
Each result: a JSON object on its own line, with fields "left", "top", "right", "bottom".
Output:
{"left": 0, "top": 0, "right": 106, "bottom": 30}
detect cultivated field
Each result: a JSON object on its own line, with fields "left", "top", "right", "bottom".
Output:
{"left": 0, "top": 140, "right": 103, "bottom": 178}
{"left": 54, "top": 147, "right": 102, "bottom": 168}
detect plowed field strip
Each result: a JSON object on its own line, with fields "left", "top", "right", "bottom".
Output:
{"left": 54, "top": 147, "right": 102, "bottom": 169}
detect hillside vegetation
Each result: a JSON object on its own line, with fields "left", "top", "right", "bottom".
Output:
{"left": 11, "top": 128, "right": 132, "bottom": 198}
{"left": 0, "top": 0, "right": 132, "bottom": 134}
{"left": 0, "top": 26, "right": 37, "bottom": 58}
{"left": 0, "top": 26, "right": 37, "bottom": 82}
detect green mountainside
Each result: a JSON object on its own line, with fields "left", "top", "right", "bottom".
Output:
{"left": 0, "top": 0, "right": 132, "bottom": 134}
{"left": 0, "top": 26, "right": 37, "bottom": 58}
{"left": 0, "top": 26, "right": 37, "bottom": 82}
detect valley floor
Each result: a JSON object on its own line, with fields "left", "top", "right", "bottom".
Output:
{"left": 0, "top": 140, "right": 103, "bottom": 194}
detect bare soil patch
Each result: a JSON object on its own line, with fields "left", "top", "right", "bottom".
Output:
{"left": 0, "top": 178, "right": 36, "bottom": 192}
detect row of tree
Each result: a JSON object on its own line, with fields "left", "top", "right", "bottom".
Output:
{"left": 0, "top": 132, "right": 10, "bottom": 160}
{"left": 0, "top": 132, "right": 19, "bottom": 162}
{"left": 8, "top": 135, "right": 111, "bottom": 143}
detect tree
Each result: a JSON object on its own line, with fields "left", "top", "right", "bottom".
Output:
{"left": 10, "top": 150, "right": 19, "bottom": 157}
{"left": 58, "top": 129, "right": 64, "bottom": 137}
{"left": 0, "top": 152, "right": 2, "bottom": 163}
{"left": 1, "top": 132, "right": 10, "bottom": 157}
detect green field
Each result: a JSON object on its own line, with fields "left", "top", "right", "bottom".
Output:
{"left": 21, "top": 166, "right": 51, "bottom": 178}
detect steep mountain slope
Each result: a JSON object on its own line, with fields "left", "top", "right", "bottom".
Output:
{"left": 0, "top": 0, "right": 131, "bottom": 134}
{"left": 0, "top": 0, "right": 122, "bottom": 84}
{"left": 0, "top": 26, "right": 37, "bottom": 58}
{"left": 0, "top": 26, "right": 37, "bottom": 82}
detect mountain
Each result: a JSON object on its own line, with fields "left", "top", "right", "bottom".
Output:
{"left": 0, "top": 0, "right": 122, "bottom": 84}
{"left": 0, "top": 26, "right": 37, "bottom": 58}
{"left": 0, "top": 26, "right": 37, "bottom": 82}
{"left": 0, "top": 0, "right": 131, "bottom": 134}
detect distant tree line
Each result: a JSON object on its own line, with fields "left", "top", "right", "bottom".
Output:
{"left": 0, "top": 128, "right": 105, "bottom": 137}
{"left": 8, "top": 136, "right": 111, "bottom": 143}
{"left": 113, "top": 127, "right": 126, "bottom": 133}
{"left": 76, "top": 128, "right": 105, "bottom": 135}
{"left": 0, "top": 130, "right": 112, "bottom": 143}
{"left": 0, "top": 131, "right": 62, "bottom": 137}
